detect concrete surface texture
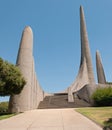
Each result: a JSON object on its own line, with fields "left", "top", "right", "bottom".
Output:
{"left": 8, "top": 5, "right": 108, "bottom": 112}
{"left": 67, "top": 6, "right": 96, "bottom": 104}
{"left": 96, "top": 50, "right": 106, "bottom": 84}
{"left": 8, "top": 26, "right": 44, "bottom": 113}
{"left": 0, "top": 109, "right": 102, "bottom": 130}
{"left": 68, "top": 6, "right": 95, "bottom": 94}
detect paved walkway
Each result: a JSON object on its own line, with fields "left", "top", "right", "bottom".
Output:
{"left": 0, "top": 108, "right": 102, "bottom": 130}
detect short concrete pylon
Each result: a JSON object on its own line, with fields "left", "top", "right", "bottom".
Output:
{"left": 68, "top": 87, "right": 74, "bottom": 102}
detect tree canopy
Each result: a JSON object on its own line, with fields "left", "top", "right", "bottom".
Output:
{"left": 0, "top": 58, "right": 26, "bottom": 96}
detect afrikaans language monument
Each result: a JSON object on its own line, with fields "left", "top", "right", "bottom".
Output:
{"left": 8, "top": 6, "right": 108, "bottom": 113}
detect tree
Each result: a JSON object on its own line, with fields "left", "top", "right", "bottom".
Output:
{"left": 0, "top": 57, "right": 26, "bottom": 96}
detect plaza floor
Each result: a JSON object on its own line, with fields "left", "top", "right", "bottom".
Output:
{"left": 0, "top": 108, "right": 102, "bottom": 130}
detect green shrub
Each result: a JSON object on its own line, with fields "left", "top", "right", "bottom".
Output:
{"left": 91, "top": 87, "right": 112, "bottom": 106}
{"left": 0, "top": 102, "right": 8, "bottom": 114}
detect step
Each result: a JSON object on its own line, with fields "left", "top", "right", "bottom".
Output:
{"left": 38, "top": 94, "right": 91, "bottom": 109}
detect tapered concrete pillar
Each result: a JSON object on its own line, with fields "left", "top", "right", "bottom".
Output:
{"left": 67, "top": 6, "right": 95, "bottom": 103}
{"left": 96, "top": 50, "right": 106, "bottom": 84}
{"left": 80, "top": 6, "right": 95, "bottom": 84}
{"left": 9, "top": 26, "right": 33, "bottom": 113}
{"left": 9, "top": 26, "right": 44, "bottom": 113}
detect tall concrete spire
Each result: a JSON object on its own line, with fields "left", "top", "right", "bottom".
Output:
{"left": 80, "top": 6, "right": 95, "bottom": 84}
{"left": 96, "top": 50, "right": 106, "bottom": 84}
{"left": 9, "top": 26, "right": 44, "bottom": 113}
{"left": 67, "top": 6, "right": 95, "bottom": 103}
{"left": 69, "top": 6, "right": 95, "bottom": 91}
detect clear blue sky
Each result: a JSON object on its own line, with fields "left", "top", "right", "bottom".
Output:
{"left": 0, "top": 0, "right": 112, "bottom": 101}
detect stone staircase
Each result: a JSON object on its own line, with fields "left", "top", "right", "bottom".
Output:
{"left": 38, "top": 93, "right": 91, "bottom": 109}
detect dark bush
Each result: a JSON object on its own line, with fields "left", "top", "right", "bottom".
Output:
{"left": 103, "top": 118, "right": 112, "bottom": 129}
{"left": 0, "top": 101, "right": 8, "bottom": 114}
{"left": 91, "top": 87, "right": 112, "bottom": 106}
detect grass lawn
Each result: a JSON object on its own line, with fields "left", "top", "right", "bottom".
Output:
{"left": 76, "top": 107, "right": 112, "bottom": 127}
{"left": 0, "top": 114, "right": 15, "bottom": 120}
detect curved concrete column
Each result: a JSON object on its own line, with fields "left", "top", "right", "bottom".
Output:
{"left": 67, "top": 6, "right": 96, "bottom": 103}
{"left": 68, "top": 6, "right": 95, "bottom": 93}
{"left": 80, "top": 6, "right": 95, "bottom": 84}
